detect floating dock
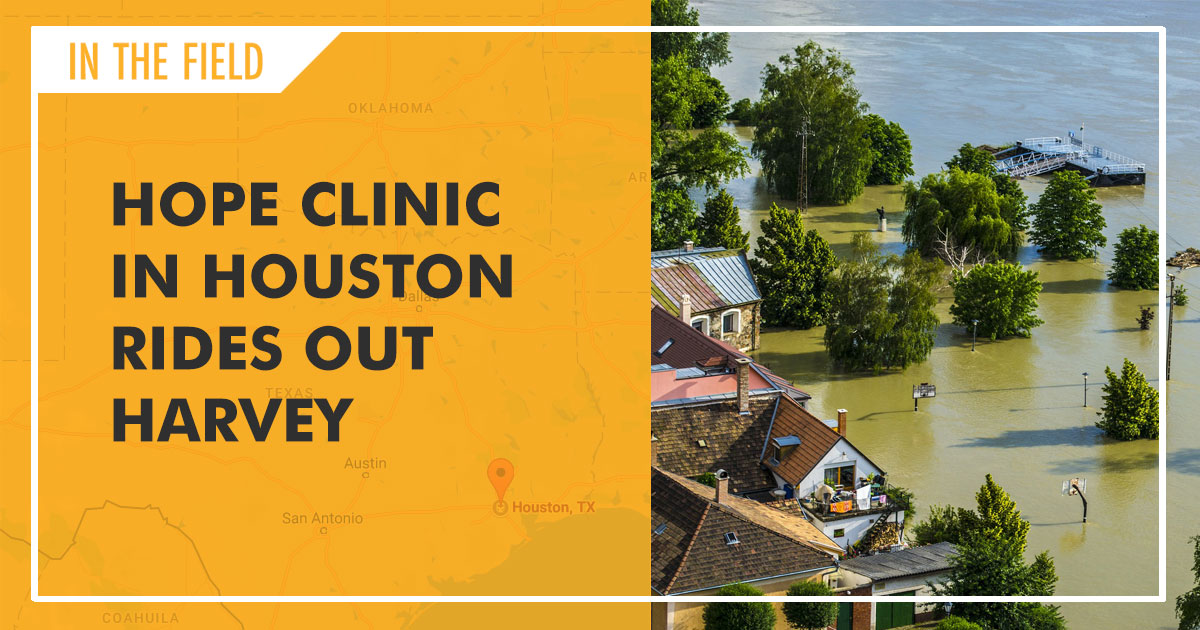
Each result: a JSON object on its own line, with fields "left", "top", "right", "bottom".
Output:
{"left": 993, "top": 135, "right": 1146, "bottom": 186}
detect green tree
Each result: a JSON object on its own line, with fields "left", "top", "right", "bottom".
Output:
{"left": 945, "top": 143, "right": 997, "bottom": 175}
{"left": 728, "top": 98, "right": 758, "bottom": 124}
{"left": 937, "top": 617, "right": 983, "bottom": 630}
{"left": 911, "top": 474, "right": 1029, "bottom": 551}
{"left": 1108, "top": 224, "right": 1159, "bottom": 289}
{"left": 650, "top": 0, "right": 748, "bottom": 236}
{"left": 1177, "top": 286, "right": 1190, "bottom": 306}
{"left": 750, "top": 203, "right": 837, "bottom": 328}
{"left": 691, "top": 74, "right": 731, "bottom": 128}
{"left": 949, "top": 261, "right": 1044, "bottom": 340}
{"left": 1029, "top": 170, "right": 1107, "bottom": 260}
{"left": 864, "top": 114, "right": 914, "bottom": 185}
{"left": 698, "top": 189, "right": 749, "bottom": 250}
{"left": 974, "top": 473, "right": 1032, "bottom": 553}
{"left": 651, "top": 181, "right": 698, "bottom": 250}
{"left": 902, "top": 169, "right": 1024, "bottom": 263}
{"left": 884, "top": 484, "right": 917, "bottom": 521}
{"left": 781, "top": 581, "right": 837, "bottom": 629}
{"left": 703, "top": 583, "right": 775, "bottom": 630}
{"left": 1177, "top": 535, "right": 1200, "bottom": 630}
{"left": 943, "top": 143, "right": 1030, "bottom": 232}
{"left": 1096, "top": 358, "right": 1159, "bottom": 441}
{"left": 752, "top": 42, "right": 872, "bottom": 205}
{"left": 651, "top": 0, "right": 731, "bottom": 68}
{"left": 935, "top": 533, "right": 1063, "bottom": 630}
{"left": 911, "top": 504, "right": 979, "bottom": 547}
{"left": 824, "top": 234, "right": 942, "bottom": 371}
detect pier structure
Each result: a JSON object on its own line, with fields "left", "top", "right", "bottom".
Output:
{"left": 993, "top": 135, "right": 1146, "bottom": 186}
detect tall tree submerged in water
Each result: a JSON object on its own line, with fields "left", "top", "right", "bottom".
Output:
{"left": 749, "top": 203, "right": 837, "bottom": 329}
{"left": 902, "top": 169, "right": 1024, "bottom": 263}
{"left": 649, "top": 0, "right": 749, "bottom": 250}
{"left": 823, "top": 233, "right": 942, "bottom": 372}
{"left": 1096, "top": 358, "right": 1159, "bottom": 441}
{"left": 926, "top": 475, "right": 1064, "bottom": 630}
{"left": 697, "top": 189, "right": 750, "bottom": 251}
{"left": 864, "top": 114, "right": 915, "bottom": 185}
{"left": 752, "top": 41, "right": 873, "bottom": 205}
{"left": 1030, "top": 170, "right": 1107, "bottom": 260}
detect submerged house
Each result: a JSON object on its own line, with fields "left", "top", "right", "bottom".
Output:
{"left": 651, "top": 242, "right": 763, "bottom": 351}
{"left": 651, "top": 306, "right": 904, "bottom": 552}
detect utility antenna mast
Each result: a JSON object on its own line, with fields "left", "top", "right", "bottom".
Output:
{"left": 796, "top": 117, "right": 810, "bottom": 213}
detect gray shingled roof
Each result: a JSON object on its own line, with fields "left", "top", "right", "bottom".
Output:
{"left": 838, "top": 542, "right": 956, "bottom": 581}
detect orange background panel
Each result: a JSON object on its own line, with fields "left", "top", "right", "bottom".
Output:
{"left": 1, "top": 1, "right": 650, "bottom": 627}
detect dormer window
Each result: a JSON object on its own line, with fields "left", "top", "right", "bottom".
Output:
{"left": 769, "top": 435, "right": 801, "bottom": 465}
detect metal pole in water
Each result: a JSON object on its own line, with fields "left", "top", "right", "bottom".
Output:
{"left": 1168, "top": 274, "right": 1176, "bottom": 381}
{"left": 1082, "top": 372, "right": 1088, "bottom": 407}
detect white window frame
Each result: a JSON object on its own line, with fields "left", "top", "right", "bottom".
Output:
{"left": 690, "top": 316, "right": 709, "bottom": 335}
{"left": 721, "top": 308, "right": 741, "bottom": 335}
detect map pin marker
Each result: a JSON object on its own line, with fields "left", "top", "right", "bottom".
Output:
{"left": 488, "top": 458, "right": 514, "bottom": 515}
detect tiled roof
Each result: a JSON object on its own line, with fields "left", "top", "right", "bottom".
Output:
{"left": 651, "top": 398, "right": 778, "bottom": 494}
{"left": 764, "top": 397, "right": 846, "bottom": 486}
{"left": 650, "top": 306, "right": 810, "bottom": 401}
{"left": 651, "top": 248, "right": 762, "bottom": 314}
{"left": 651, "top": 368, "right": 774, "bottom": 404}
{"left": 652, "top": 469, "right": 838, "bottom": 594}
{"left": 838, "top": 542, "right": 957, "bottom": 581}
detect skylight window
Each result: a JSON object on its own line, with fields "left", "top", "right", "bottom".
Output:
{"left": 655, "top": 339, "right": 674, "bottom": 356}
{"left": 724, "top": 532, "right": 740, "bottom": 545}
{"left": 653, "top": 523, "right": 667, "bottom": 535}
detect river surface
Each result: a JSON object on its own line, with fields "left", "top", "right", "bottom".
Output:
{"left": 688, "top": 2, "right": 1198, "bottom": 627}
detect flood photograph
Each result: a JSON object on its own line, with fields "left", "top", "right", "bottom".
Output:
{"left": 648, "top": 2, "right": 1184, "bottom": 629}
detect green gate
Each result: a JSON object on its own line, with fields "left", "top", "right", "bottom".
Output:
{"left": 836, "top": 602, "right": 852, "bottom": 629}
{"left": 874, "top": 591, "right": 916, "bottom": 630}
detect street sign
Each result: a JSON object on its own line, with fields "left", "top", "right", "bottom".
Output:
{"left": 912, "top": 383, "right": 936, "bottom": 411}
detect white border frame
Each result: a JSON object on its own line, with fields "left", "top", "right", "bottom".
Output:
{"left": 30, "top": 23, "right": 1167, "bottom": 604}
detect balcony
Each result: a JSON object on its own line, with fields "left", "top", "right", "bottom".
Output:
{"left": 800, "top": 484, "right": 899, "bottom": 522}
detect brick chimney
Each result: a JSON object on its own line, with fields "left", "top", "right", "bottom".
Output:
{"left": 735, "top": 357, "right": 752, "bottom": 414}
{"left": 715, "top": 469, "right": 730, "bottom": 504}
{"left": 837, "top": 409, "right": 848, "bottom": 437}
{"left": 680, "top": 293, "right": 692, "bottom": 323}
{"left": 684, "top": 240, "right": 694, "bottom": 252}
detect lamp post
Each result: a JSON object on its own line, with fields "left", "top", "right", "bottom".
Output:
{"left": 1082, "top": 372, "right": 1089, "bottom": 407}
{"left": 971, "top": 319, "right": 979, "bottom": 352}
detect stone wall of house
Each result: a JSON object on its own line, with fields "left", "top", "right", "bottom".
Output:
{"left": 701, "top": 301, "right": 761, "bottom": 352}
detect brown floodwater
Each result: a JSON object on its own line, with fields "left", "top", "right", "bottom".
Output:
{"left": 679, "top": 6, "right": 1198, "bottom": 623}
{"left": 704, "top": 125, "right": 1160, "bottom": 601}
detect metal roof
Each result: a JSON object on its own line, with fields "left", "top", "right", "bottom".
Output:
{"left": 838, "top": 542, "right": 956, "bottom": 581}
{"left": 650, "top": 248, "right": 762, "bottom": 314}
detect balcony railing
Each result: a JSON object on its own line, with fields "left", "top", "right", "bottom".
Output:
{"left": 801, "top": 484, "right": 897, "bottom": 520}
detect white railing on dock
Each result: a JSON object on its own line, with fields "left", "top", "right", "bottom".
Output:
{"left": 1014, "top": 135, "right": 1145, "bottom": 174}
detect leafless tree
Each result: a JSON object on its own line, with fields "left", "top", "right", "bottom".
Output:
{"left": 936, "top": 225, "right": 987, "bottom": 275}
